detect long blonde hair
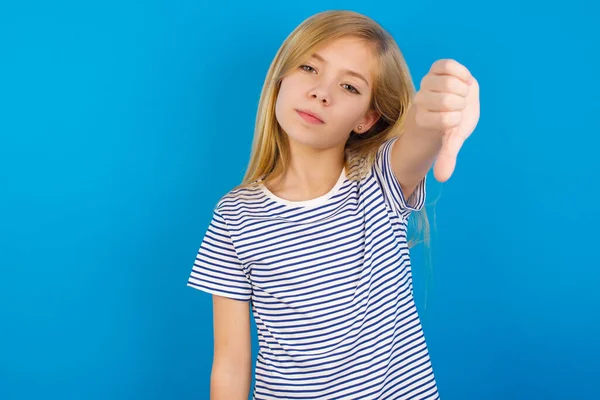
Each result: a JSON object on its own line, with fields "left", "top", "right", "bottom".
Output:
{"left": 239, "top": 10, "right": 435, "bottom": 297}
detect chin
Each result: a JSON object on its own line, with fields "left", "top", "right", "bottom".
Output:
{"left": 288, "top": 130, "right": 343, "bottom": 151}
{"left": 284, "top": 129, "right": 322, "bottom": 148}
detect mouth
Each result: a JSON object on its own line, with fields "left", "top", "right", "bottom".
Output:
{"left": 296, "top": 109, "right": 324, "bottom": 124}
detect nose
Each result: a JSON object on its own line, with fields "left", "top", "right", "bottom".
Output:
{"left": 309, "top": 85, "right": 330, "bottom": 105}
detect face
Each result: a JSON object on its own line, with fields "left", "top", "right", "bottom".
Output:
{"left": 275, "top": 36, "right": 380, "bottom": 150}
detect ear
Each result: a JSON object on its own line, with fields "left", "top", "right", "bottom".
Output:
{"left": 354, "top": 109, "right": 380, "bottom": 134}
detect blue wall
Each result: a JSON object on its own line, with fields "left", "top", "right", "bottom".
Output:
{"left": 1, "top": 1, "right": 598, "bottom": 399}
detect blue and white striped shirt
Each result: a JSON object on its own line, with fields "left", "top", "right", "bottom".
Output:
{"left": 187, "top": 137, "right": 440, "bottom": 399}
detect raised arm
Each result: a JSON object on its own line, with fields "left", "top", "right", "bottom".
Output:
{"left": 391, "top": 59, "right": 480, "bottom": 196}
{"left": 210, "top": 295, "right": 252, "bottom": 400}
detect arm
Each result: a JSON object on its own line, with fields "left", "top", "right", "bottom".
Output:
{"left": 391, "top": 104, "right": 442, "bottom": 200}
{"left": 210, "top": 295, "right": 252, "bottom": 400}
{"left": 391, "top": 59, "right": 480, "bottom": 195}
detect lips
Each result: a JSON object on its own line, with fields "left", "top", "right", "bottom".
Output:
{"left": 296, "top": 109, "right": 324, "bottom": 124}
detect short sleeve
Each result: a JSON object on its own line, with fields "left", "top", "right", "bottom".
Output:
{"left": 372, "top": 136, "right": 427, "bottom": 218}
{"left": 186, "top": 209, "right": 252, "bottom": 301}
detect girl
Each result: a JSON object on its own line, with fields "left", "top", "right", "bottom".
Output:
{"left": 187, "top": 10, "right": 480, "bottom": 400}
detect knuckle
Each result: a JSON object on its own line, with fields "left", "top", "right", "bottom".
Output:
{"left": 440, "top": 113, "right": 450, "bottom": 126}
{"left": 438, "top": 58, "right": 455, "bottom": 70}
{"left": 440, "top": 95, "right": 453, "bottom": 109}
{"left": 444, "top": 78, "right": 455, "bottom": 91}
{"left": 441, "top": 112, "right": 460, "bottom": 127}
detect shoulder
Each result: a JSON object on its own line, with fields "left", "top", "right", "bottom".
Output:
{"left": 211, "top": 182, "right": 268, "bottom": 221}
{"left": 216, "top": 183, "right": 261, "bottom": 207}
{"left": 345, "top": 136, "right": 398, "bottom": 182}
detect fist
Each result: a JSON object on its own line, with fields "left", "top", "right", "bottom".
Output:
{"left": 413, "top": 59, "right": 480, "bottom": 182}
{"left": 414, "top": 59, "right": 478, "bottom": 133}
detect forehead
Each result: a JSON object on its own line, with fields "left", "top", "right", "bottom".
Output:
{"left": 309, "top": 36, "right": 377, "bottom": 81}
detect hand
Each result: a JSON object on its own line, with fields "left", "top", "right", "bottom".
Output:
{"left": 414, "top": 59, "right": 480, "bottom": 182}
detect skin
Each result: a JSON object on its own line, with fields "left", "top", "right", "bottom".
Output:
{"left": 394, "top": 58, "right": 480, "bottom": 195}
{"left": 270, "top": 36, "right": 380, "bottom": 201}
{"left": 267, "top": 37, "right": 480, "bottom": 202}
{"left": 210, "top": 36, "right": 481, "bottom": 400}
{"left": 210, "top": 37, "right": 383, "bottom": 400}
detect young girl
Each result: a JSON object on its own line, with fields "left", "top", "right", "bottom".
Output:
{"left": 187, "top": 10, "right": 479, "bottom": 400}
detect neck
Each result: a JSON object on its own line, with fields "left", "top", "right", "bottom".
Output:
{"left": 268, "top": 139, "right": 346, "bottom": 202}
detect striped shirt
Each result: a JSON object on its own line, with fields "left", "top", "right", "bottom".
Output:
{"left": 187, "top": 137, "right": 440, "bottom": 399}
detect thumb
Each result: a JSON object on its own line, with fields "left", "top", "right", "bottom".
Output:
{"left": 434, "top": 134, "right": 464, "bottom": 182}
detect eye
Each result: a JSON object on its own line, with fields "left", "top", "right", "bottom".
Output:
{"left": 342, "top": 84, "right": 360, "bottom": 95}
{"left": 300, "top": 64, "right": 316, "bottom": 73}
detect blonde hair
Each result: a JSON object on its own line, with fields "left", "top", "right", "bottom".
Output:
{"left": 238, "top": 10, "right": 436, "bottom": 299}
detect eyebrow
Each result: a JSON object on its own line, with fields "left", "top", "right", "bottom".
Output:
{"left": 311, "top": 53, "right": 370, "bottom": 87}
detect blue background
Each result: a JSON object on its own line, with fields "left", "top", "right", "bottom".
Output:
{"left": 1, "top": 1, "right": 598, "bottom": 399}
